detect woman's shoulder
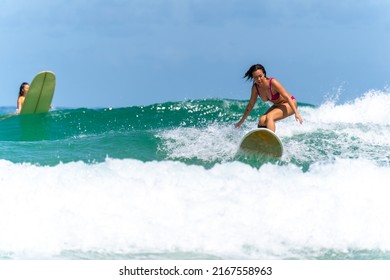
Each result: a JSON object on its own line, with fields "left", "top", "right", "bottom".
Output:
{"left": 269, "top": 77, "right": 276, "bottom": 82}
{"left": 269, "top": 77, "right": 283, "bottom": 87}
{"left": 251, "top": 83, "right": 260, "bottom": 94}
{"left": 250, "top": 83, "right": 257, "bottom": 91}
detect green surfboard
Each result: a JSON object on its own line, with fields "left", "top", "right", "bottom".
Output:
{"left": 20, "top": 71, "right": 56, "bottom": 114}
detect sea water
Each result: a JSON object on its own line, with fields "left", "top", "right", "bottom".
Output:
{"left": 0, "top": 89, "right": 389, "bottom": 260}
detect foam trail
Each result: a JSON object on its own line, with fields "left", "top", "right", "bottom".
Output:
{"left": 1, "top": 158, "right": 390, "bottom": 259}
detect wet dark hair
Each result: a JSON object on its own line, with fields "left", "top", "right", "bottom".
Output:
{"left": 244, "top": 64, "right": 267, "bottom": 80}
{"left": 18, "top": 82, "right": 29, "bottom": 97}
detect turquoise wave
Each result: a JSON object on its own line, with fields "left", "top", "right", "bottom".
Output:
{"left": 0, "top": 99, "right": 267, "bottom": 164}
{"left": 0, "top": 94, "right": 388, "bottom": 170}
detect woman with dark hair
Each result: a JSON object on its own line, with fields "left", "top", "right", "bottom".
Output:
{"left": 235, "top": 64, "right": 303, "bottom": 132}
{"left": 16, "top": 82, "right": 29, "bottom": 113}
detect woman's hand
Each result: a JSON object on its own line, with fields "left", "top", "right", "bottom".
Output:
{"left": 235, "top": 119, "right": 244, "bottom": 128}
{"left": 295, "top": 113, "right": 303, "bottom": 124}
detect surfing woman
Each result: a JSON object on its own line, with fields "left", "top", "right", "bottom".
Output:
{"left": 16, "top": 82, "right": 29, "bottom": 114}
{"left": 235, "top": 64, "right": 303, "bottom": 132}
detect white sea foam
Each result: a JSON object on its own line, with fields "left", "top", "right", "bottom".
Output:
{"left": 157, "top": 123, "right": 241, "bottom": 162}
{"left": 1, "top": 90, "right": 390, "bottom": 259}
{"left": 1, "top": 157, "right": 390, "bottom": 259}
{"left": 302, "top": 88, "right": 390, "bottom": 125}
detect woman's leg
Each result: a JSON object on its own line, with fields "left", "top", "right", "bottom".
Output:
{"left": 258, "top": 114, "right": 267, "bottom": 128}
{"left": 258, "top": 105, "right": 277, "bottom": 127}
{"left": 259, "top": 100, "right": 297, "bottom": 132}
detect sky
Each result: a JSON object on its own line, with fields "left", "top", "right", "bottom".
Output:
{"left": 1, "top": 0, "right": 390, "bottom": 108}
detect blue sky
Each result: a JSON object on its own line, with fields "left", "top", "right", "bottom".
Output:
{"left": 1, "top": 0, "right": 390, "bottom": 108}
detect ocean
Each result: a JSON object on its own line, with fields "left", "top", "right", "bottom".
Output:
{"left": 0, "top": 89, "right": 389, "bottom": 260}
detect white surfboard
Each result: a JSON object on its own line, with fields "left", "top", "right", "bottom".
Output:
{"left": 239, "top": 128, "right": 283, "bottom": 157}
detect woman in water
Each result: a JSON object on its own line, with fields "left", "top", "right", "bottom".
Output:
{"left": 235, "top": 64, "right": 303, "bottom": 132}
{"left": 16, "top": 82, "right": 29, "bottom": 114}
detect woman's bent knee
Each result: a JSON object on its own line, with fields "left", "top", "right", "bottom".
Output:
{"left": 259, "top": 115, "right": 267, "bottom": 125}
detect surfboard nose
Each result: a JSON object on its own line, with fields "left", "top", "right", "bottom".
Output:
{"left": 239, "top": 128, "right": 283, "bottom": 157}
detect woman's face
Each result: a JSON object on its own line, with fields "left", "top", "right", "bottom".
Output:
{"left": 252, "top": 69, "right": 266, "bottom": 85}
{"left": 23, "top": 84, "right": 30, "bottom": 95}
